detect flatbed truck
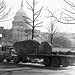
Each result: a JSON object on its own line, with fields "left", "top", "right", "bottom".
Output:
{"left": 1, "top": 40, "right": 75, "bottom": 67}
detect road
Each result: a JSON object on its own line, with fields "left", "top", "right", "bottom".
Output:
{"left": 0, "top": 62, "right": 75, "bottom": 75}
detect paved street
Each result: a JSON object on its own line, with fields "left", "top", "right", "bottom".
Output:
{"left": 0, "top": 62, "right": 75, "bottom": 75}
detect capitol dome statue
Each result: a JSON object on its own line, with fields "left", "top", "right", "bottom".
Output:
{"left": 12, "top": 0, "right": 31, "bottom": 42}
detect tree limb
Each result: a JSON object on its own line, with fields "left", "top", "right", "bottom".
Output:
{"left": 62, "top": 8, "right": 75, "bottom": 14}
{"left": 64, "top": 0, "right": 75, "bottom": 7}
{"left": 26, "top": 0, "right": 32, "bottom": 9}
{"left": 34, "top": 21, "right": 43, "bottom": 27}
{"left": 34, "top": 1, "right": 39, "bottom": 5}
{"left": 34, "top": 6, "right": 43, "bottom": 15}
{"left": 34, "top": 6, "right": 43, "bottom": 21}
{"left": 0, "top": 7, "right": 12, "bottom": 20}
{"left": 47, "top": 8, "right": 75, "bottom": 24}
{"left": 25, "top": 21, "right": 33, "bottom": 27}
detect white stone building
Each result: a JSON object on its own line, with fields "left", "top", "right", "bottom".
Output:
{"left": 12, "top": 0, "right": 31, "bottom": 42}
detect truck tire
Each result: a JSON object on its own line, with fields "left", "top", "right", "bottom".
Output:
{"left": 6, "top": 59, "right": 11, "bottom": 62}
{"left": 0, "top": 55, "right": 4, "bottom": 62}
{"left": 6, "top": 56, "right": 12, "bottom": 62}
{"left": 51, "top": 57, "right": 60, "bottom": 67}
{"left": 61, "top": 58, "right": 69, "bottom": 67}
{"left": 22, "top": 56, "right": 28, "bottom": 63}
{"left": 69, "top": 59, "right": 73, "bottom": 66}
{"left": 43, "top": 57, "right": 51, "bottom": 67}
{"left": 13, "top": 56, "right": 20, "bottom": 63}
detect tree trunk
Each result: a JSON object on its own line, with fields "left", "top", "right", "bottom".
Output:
{"left": 51, "top": 34, "right": 53, "bottom": 45}
{"left": 32, "top": 28, "right": 34, "bottom": 40}
{"left": 32, "top": 8, "right": 34, "bottom": 40}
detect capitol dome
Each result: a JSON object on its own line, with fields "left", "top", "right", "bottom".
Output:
{"left": 13, "top": 0, "right": 27, "bottom": 22}
{"left": 15, "top": 8, "right": 27, "bottom": 16}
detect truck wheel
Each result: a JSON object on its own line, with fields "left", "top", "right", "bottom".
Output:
{"left": 0, "top": 55, "right": 4, "bottom": 62}
{"left": 69, "top": 59, "right": 73, "bottom": 66}
{"left": 13, "top": 56, "right": 20, "bottom": 63}
{"left": 61, "top": 58, "right": 69, "bottom": 67}
{"left": 6, "top": 59, "right": 11, "bottom": 62}
{"left": 22, "top": 57, "right": 28, "bottom": 63}
{"left": 51, "top": 57, "right": 60, "bottom": 67}
{"left": 6, "top": 56, "right": 12, "bottom": 62}
{"left": 43, "top": 57, "right": 51, "bottom": 67}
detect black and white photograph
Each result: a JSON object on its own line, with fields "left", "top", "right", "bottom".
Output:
{"left": 0, "top": 0, "right": 75, "bottom": 75}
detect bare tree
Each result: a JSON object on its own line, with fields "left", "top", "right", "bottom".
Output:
{"left": 23, "top": 0, "right": 43, "bottom": 39}
{"left": 46, "top": 0, "right": 75, "bottom": 24}
{"left": 0, "top": 0, "right": 11, "bottom": 22}
{"left": 45, "top": 17, "right": 58, "bottom": 44}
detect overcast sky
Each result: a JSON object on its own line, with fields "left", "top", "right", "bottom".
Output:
{"left": 0, "top": 0, "right": 75, "bottom": 33}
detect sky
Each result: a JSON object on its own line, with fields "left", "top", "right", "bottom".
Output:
{"left": 0, "top": 0, "right": 75, "bottom": 33}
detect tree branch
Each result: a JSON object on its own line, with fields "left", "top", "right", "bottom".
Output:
{"left": 35, "top": 21, "right": 43, "bottom": 27}
{"left": 34, "top": 6, "right": 43, "bottom": 15}
{"left": 62, "top": 8, "right": 75, "bottom": 14}
{"left": 26, "top": 0, "right": 32, "bottom": 9}
{"left": 45, "top": 25, "right": 51, "bottom": 33}
{"left": 27, "top": 7, "right": 32, "bottom": 10}
{"left": 23, "top": 16, "right": 33, "bottom": 22}
{"left": 0, "top": 19, "right": 12, "bottom": 22}
{"left": 0, "top": 1, "right": 7, "bottom": 13}
{"left": 47, "top": 8, "right": 75, "bottom": 24}
{"left": 64, "top": 0, "right": 75, "bottom": 7}
{"left": 0, "top": 7, "right": 12, "bottom": 20}
{"left": 61, "top": 11, "right": 75, "bottom": 20}
{"left": 34, "top": 1, "right": 39, "bottom": 5}
{"left": 25, "top": 21, "right": 33, "bottom": 27}
{"left": 34, "top": 6, "right": 43, "bottom": 21}
{"left": 71, "top": 6, "right": 75, "bottom": 11}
